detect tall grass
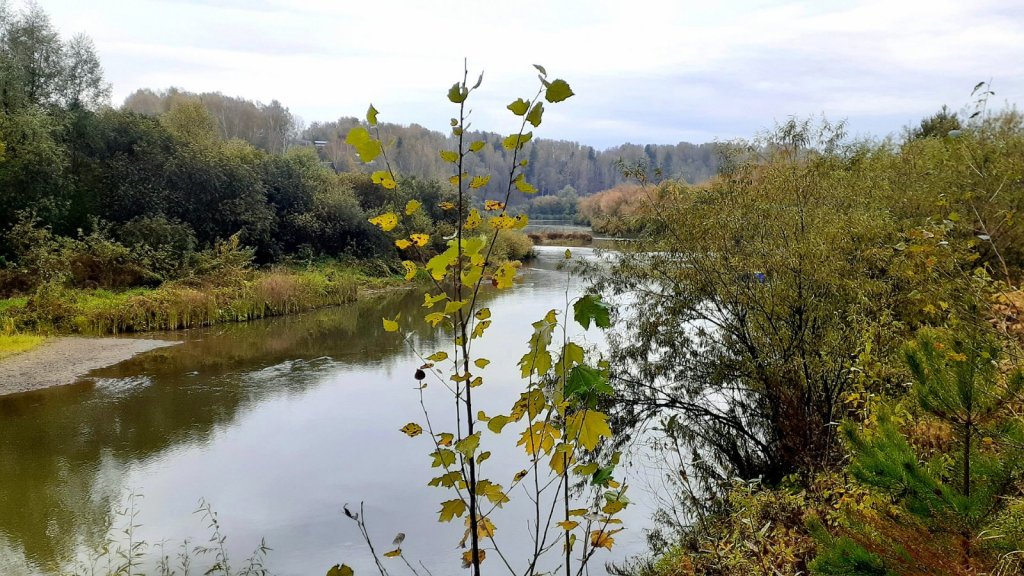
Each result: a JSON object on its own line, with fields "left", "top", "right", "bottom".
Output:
{"left": 0, "top": 263, "right": 378, "bottom": 336}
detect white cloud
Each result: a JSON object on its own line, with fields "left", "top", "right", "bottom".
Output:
{"left": 35, "top": 0, "right": 1024, "bottom": 148}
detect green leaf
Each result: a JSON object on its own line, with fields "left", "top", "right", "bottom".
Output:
{"left": 507, "top": 98, "right": 530, "bottom": 116}
{"left": 526, "top": 102, "right": 544, "bottom": 128}
{"left": 448, "top": 82, "right": 467, "bottom": 103}
{"left": 327, "top": 564, "right": 354, "bottom": 576}
{"left": 573, "top": 294, "right": 611, "bottom": 329}
{"left": 472, "top": 71, "right": 484, "bottom": 90}
{"left": 565, "top": 365, "right": 612, "bottom": 400}
{"left": 533, "top": 64, "right": 547, "bottom": 76}
{"left": 545, "top": 79, "right": 574, "bottom": 103}
{"left": 366, "top": 104, "right": 379, "bottom": 126}
{"left": 592, "top": 465, "right": 615, "bottom": 486}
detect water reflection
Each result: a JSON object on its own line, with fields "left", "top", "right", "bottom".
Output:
{"left": 0, "top": 247, "right": 650, "bottom": 575}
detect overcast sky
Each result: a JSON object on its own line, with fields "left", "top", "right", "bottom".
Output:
{"left": 38, "top": 0, "right": 1024, "bottom": 149}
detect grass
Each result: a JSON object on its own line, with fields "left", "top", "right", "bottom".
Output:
{"left": 0, "top": 260, "right": 407, "bottom": 337}
{"left": 0, "top": 334, "right": 46, "bottom": 360}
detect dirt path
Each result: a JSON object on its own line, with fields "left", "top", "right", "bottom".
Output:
{"left": 0, "top": 337, "right": 179, "bottom": 396}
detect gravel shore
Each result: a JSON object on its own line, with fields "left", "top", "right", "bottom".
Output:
{"left": 0, "top": 337, "right": 179, "bottom": 396}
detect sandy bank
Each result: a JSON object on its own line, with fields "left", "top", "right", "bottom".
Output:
{"left": 0, "top": 337, "right": 179, "bottom": 396}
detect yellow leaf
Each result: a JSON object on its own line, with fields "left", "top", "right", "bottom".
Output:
{"left": 410, "top": 233, "right": 429, "bottom": 247}
{"left": 395, "top": 239, "right": 412, "bottom": 250}
{"left": 439, "top": 201, "right": 456, "bottom": 210}
{"left": 461, "top": 549, "right": 486, "bottom": 568}
{"left": 473, "top": 515, "right": 497, "bottom": 538}
{"left": 590, "top": 529, "right": 623, "bottom": 550}
{"left": 401, "top": 260, "right": 417, "bottom": 280}
{"left": 455, "top": 432, "right": 481, "bottom": 458}
{"left": 568, "top": 508, "right": 588, "bottom": 517}
{"left": 384, "top": 548, "right": 402, "bottom": 558}
{"left": 423, "top": 292, "right": 447, "bottom": 308}
{"left": 474, "top": 358, "right": 490, "bottom": 369}
{"left": 549, "top": 442, "right": 576, "bottom": 475}
{"left": 487, "top": 415, "right": 509, "bottom": 434}
{"left": 603, "top": 501, "right": 626, "bottom": 514}
{"left": 444, "top": 299, "right": 468, "bottom": 315}
{"left": 383, "top": 314, "right": 400, "bottom": 332}
{"left": 405, "top": 199, "right": 421, "bottom": 215}
{"left": 517, "top": 422, "right": 561, "bottom": 456}
{"left": 472, "top": 320, "right": 491, "bottom": 339}
{"left": 381, "top": 176, "right": 397, "bottom": 190}
{"left": 510, "top": 389, "right": 546, "bottom": 421}
{"left": 484, "top": 200, "right": 505, "bottom": 211}
{"left": 566, "top": 410, "right": 612, "bottom": 451}
{"left": 440, "top": 150, "right": 459, "bottom": 163}
{"left": 466, "top": 208, "right": 482, "bottom": 230}
{"left": 369, "top": 212, "right": 398, "bottom": 232}
{"left": 424, "top": 312, "right": 445, "bottom": 326}
{"left": 437, "top": 432, "right": 454, "bottom": 446}
{"left": 399, "top": 422, "right": 423, "bottom": 437}
{"left": 476, "top": 451, "right": 491, "bottom": 464}
{"left": 476, "top": 480, "right": 509, "bottom": 506}
{"left": 492, "top": 261, "right": 519, "bottom": 289}
{"left": 513, "top": 469, "right": 528, "bottom": 482}
{"left": 326, "top": 564, "right": 354, "bottom": 576}
{"left": 439, "top": 499, "right": 467, "bottom": 522}
{"left": 470, "top": 376, "right": 483, "bottom": 387}
{"left": 557, "top": 520, "right": 579, "bottom": 531}
{"left": 475, "top": 308, "right": 491, "bottom": 320}
{"left": 470, "top": 175, "right": 491, "bottom": 189}
{"left": 426, "top": 351, "right": 448, "bottom": 362}
{"left": 489, "top": 214, "right": 517, "bottom": 230}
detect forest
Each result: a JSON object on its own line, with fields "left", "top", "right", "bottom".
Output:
{"left": 5, "top": 2, "right": 1024, "bottom": 576}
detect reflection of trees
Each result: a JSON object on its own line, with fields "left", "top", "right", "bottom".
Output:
{"left": 0, "top": 287, "right": 478, "bottom": 571}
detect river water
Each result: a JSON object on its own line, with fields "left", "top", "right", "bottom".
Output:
{"left": 0, "top": 246, "right": 658, "bottom": 576}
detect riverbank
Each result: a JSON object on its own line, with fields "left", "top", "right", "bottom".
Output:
{"left": 0, "top": 260, "right": 406, "bottom": 336}
{"left": 0, "top": 336, "right": 179, "bottom": 396}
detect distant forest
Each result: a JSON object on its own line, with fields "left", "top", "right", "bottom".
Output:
{"left": 124, "top": 88, "right": 721, "bottom": 202}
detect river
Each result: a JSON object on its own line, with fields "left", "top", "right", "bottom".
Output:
{"left": 0, "top": 246, "right": 658, "bottom": 576}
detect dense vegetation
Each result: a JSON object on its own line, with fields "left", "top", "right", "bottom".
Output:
{"left": 590, "top": 108, "right": 1024, "bottom": 575}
